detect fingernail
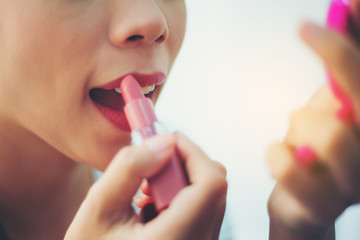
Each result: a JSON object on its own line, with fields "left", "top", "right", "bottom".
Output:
{"left": 144, "top": 134, "right": 173, "bottom": 159}
{"left": 300, "top": 21, "right": 326, "bottom": 43}
{"left": 133, "top": 195, "right": 142, "bottom": 202}
{"left": 295, "top": 146, "right": 317, "bottom": 167}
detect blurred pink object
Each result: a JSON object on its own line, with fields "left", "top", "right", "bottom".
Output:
{"left": 327, "top": 0, "right": 354, "bottom": 123}
{"left": 295, "top": 146, "right": 317, "bottom": 167}
{"left": 121, "top": 75, "right": 189, "bottom": 213}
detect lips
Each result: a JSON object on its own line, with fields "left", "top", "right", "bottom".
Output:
{"left": 90, "top": 72, "right": 166, "bottom": 131}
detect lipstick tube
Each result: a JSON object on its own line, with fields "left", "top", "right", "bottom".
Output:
{"left": 121, "top": 75, "right": 189, "bottom": 212}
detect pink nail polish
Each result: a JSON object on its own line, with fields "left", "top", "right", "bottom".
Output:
{"left": 295, "top": 146, "right": 317, "bottom": 167}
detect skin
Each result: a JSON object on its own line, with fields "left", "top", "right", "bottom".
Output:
{"left": 0, "top": 0, "right": 186, "bottom": 170}
{"left": 0, "top": 0, "right": 227, "bottom": 239}
{"left": 65, "top": 133, "right": 227, "bottom": 240}
{"left": 267, "top": 1, "right": 360, "bottom": 239}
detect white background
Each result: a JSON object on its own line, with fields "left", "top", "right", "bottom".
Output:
{"left": 156, "top": 0, "right": 360, "bottom": 239}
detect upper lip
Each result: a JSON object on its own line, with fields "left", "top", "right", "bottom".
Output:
{"left": 94, "top": 72, "right": 166, "bottom": 90}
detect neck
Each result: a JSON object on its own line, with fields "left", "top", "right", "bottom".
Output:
{"left": 0, "top": 117, "right": 94, "bottom": 239}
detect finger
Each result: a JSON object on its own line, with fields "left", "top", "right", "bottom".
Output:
{"left": 148, "top": 133, "right": 227, "bottom": 237}
{"left": 174, "top": 133, "right": 227, "bottom": 239}
{"left": 268, "top": 184, "right": 336, "bottom": 237}
{"left": 209, "top": 194, "right": 227, "bottom": 240}
{"left": 140, "top": 179, "right": 152, "bottom": 196}
{"left": 143, "top": 132, "right": 228, "bottom": 238}
{"left": 212, "top": 160, "right": 228, "bottom": 178}
{"left": 286, "top": 108, "right": 360, "bottom": 200}
{"left": 267, "top": 142, "right": 293, "bottom": 179}
{"left": 303, "top": 83, "right": 341, "bottom": 113}
{"left": 175, "top": 132, "right": 227, "bottom": 184}
{"left": 299, "top": 21, "right": 360, "bottom": 122}
{"left": 134, "top": 193, "right": 153, "bottom": 209}
{"left": 87, "top": 134, "right": 175, "bottom": 221}
{"left": 267, "top": 142, "right": 345, "bottom": 225}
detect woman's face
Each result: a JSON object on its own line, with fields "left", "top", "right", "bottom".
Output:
{"left": 0, "top": 0, "right": 186, "bottom": 170}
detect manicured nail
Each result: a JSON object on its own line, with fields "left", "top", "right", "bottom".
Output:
{"left": 133, "top": 195, "right": 142, "bottom": 205}
{"left": 295, "top": 146, "right": 317, "bottom": 167}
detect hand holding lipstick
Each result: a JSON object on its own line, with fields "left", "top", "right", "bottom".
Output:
{"left": 267, "top": 1, "right": 360, "bottom": 239}
{"left": 65, "top": 133, "right": 227, "bottom": 240}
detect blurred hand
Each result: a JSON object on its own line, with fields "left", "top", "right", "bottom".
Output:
{"left": 267, "top": 19, "right": 360, "bottom": 240}
{"left": 65, "top": 133, "right": 227, "bottom": 240}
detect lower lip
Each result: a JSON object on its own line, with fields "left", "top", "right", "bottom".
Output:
{"left": 92, "top": 103, "right": 131, "bottom": 132}
{"left": 91, "top": 89, "right": 157, "bottom": 132}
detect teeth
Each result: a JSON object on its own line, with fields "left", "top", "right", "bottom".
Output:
{"left": 142, "top": 85, "right": 156, "bottom": 94}
{"left": 114, "top": 85, "right": 156, "bottom": 95}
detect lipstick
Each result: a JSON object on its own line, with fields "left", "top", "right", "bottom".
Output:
{"left": 121, "top": 75, "right": 189, "bottom": 212}
{"left": 327, "top": 0, "right": 354, "bottom": 123}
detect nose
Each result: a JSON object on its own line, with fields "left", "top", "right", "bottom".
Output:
{"left": 108, "top": 1, "right": 169, "bottom": 48}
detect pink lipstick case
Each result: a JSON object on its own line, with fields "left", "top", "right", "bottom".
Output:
{"left": 121, "top": 75, "right": 189, "bottom": 212}
{"left": 327, "top": 0, "right": 355, "bottom": 122}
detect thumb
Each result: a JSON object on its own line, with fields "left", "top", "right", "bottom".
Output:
{"left": 87, "top": 134, "right": 175, "bottom": 222}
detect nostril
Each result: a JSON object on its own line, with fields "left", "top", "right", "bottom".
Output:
{"left": 127, "top": 35, "right": 144, "bottom": 41}
{"left": 155, "top": 35, "right": 165, "bottom": 43}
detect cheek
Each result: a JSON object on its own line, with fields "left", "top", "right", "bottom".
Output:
{"left": 0, "top": 3, "right": 105, "bottom": 84}
{"left": 0, "top": 18, "right": 77, "bottom": 133}
{"left": 165, "top": 1, "right": 187, "bottom": 62}
{"left": 0, "top": 13, "right": 52, "bottom": 129}
{"left": 0, "top": 3, "right": 105, "bottom": 119}
{"left": 0, "top": 5, "right": 120, "bottom": 168}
